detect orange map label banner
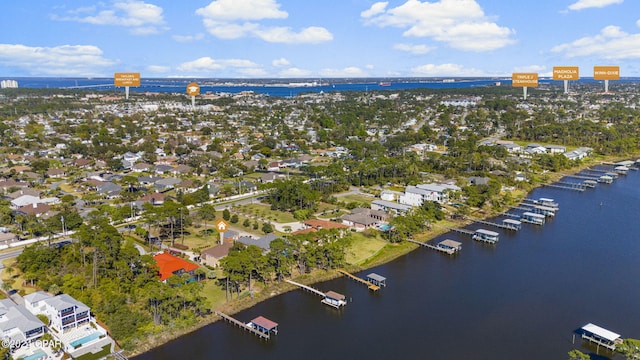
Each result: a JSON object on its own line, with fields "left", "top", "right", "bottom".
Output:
{"left": 553, "top": 66, "right": 579, "bottom": 80}
{"left": 114, "top": 72, "right": 141, "bottom": 87}
{"left": 512, "top": 73, "right": 538, "bottom": 87}
{"left": 593, "top": 66, "right": 620, "bottom": 80}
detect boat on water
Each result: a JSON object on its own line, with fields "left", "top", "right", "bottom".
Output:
{"left": 378, "top": 82, "right": 391, "bottom": 86}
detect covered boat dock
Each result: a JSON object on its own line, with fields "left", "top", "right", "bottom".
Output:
{"left": 472, "top": 229, "right": 499, "bottom": 243}
{"left": 366, "top": 273, "right": 387, "bottom": 288}
{"left": 580, "top": 323, "right": 622, "bottom": 351}
{"left": 521, "top": 212, "right": 546, "bottom": 225}
{"left": 322, "top": 291, "right": 347, "bottom": 308}
{"left": 248, "top": 316, "right": 279, "bottom": 336}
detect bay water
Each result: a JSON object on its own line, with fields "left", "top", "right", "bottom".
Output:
{"left": 135, "top": 171, "right": 640, "bottom": 359}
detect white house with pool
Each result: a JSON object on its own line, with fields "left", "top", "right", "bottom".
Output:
{"left": 24, "top": 291, "right": 114, "bottom": 358}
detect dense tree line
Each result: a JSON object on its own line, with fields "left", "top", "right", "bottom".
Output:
{"left": 16, "top": 217, "right": 208, "bottom": 348}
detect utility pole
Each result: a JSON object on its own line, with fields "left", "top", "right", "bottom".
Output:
{"left": 180, "top": 207, "right": 185, "bottom": 244}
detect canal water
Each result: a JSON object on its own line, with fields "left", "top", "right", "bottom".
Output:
{"left": 135, "top": 171, "right": 640, "bottom": 360}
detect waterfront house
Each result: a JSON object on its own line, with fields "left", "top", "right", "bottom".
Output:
{"left": 399, "top": 183, "right": 461, "bottom": 206}
{"left": 341, "top": 208, "right": 388, "bottom": 231}
{"left": 24, "top": 292, "right": 90, "bottom": 333}
{"left": 153, "top": 252, "right": 199, "bottom": 282}
{"left": 371, "top": 200, "right": 411, "bottom": 215}
{"left": 200, "top": 241, "right": 233, "bottom": 268}
{"left": 236, "top": 234, "right": 280, "bottom": 252}
{"left": 303, "top": 219, "right": 349, "bottom": 232}
{"left": 0, "top": 299, "right": 45, "bottom": 344}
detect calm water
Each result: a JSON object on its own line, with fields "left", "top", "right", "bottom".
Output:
{"left": 11, "top": 77, "right": 639, "bottom": 97}
{"left": 136, "top": 170, "right": 640, "bottom": 359}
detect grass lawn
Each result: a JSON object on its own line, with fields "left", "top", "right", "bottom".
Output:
{"left": 317, "top": 209, "right": 348, "bottom": 219}
{"left": 337, "top": 194, "right": 374, "bottom": 204}
{"left": 345, "top": 232, "right": 388, "bottom": 266}
{"left": 169, "top": 226, "right": 224, "bottom": 251}
{"left": 316, "top": 202, "right": 341, "bottom": 213}
{"left": 231, "top": 204, "right": 296, "bottom": 223}
{"left": 201, "top": 277, "right": 229, "bottom": 309}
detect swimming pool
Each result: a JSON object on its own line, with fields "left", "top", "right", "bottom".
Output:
{"left": 21, "top": 350, "right": 46, "bottom": 360}
{"left": 378, "top": 223, "right": 393, "bottom": 231}
{"left": 70, "top": 332, "right": 102, "bottom": 347}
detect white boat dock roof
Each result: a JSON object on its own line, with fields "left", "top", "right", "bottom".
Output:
{"left": 475, "top": 229, "right": 499, "bottom": 236}
{"left": 582, "top": 323, "right": 621, "bottom": 342}
{"left": 523, "top": 212, "right": 546, "bottom": 218}
{"left": 366, "top": 273, "right": 386, "bottom": 282}
{"left": 439, "top": 239, "right": 462, "bottom": 248}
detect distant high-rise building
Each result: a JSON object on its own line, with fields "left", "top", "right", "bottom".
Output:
{"left": 0, "top": 80, "right": 18, "bottom": 88}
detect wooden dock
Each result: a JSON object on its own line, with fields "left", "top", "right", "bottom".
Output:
{"left": 408, "top": 239, "right": 456, "bottom": 254}
{"left": 564, "top": 174, "right": 599, "bottom": 181}
{"left": 285, "top": 279, "right": 326, "bottom": 297}
{"left": 214, "top": 311, "right": 271, "bottom": 340}
{"left": 337, "top": 270, "right": 380, "bottom": 291}
{"left": 469, "top": 218, "right": 520, "bottom": 231}
{"left": 446, "top": 227, "right": 475, "bottom": 236}
{"left": 511, "top": 205, "right": 534, "bottom": 212}
{"left": 500, "top": 212, "right": 521, "bottom": 219}
{"left": 544, "top": 183, "right": 585, "bottom": 191}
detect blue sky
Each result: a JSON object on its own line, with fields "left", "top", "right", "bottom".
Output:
{"left": 1, "top": 0, "right": 640, "bottom": 78}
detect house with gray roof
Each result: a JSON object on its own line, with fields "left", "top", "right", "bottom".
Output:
{"left": 236, "top": 234, "right": 279, "bottom": 252}
{"left": 154, "top": 177, "right": 182, "bottom": 192}
{"left": 24, "top": 292, "right": 90, "bottom": 333}
{"left": 97, "top": 182, "right": 122, "bottom": 198}
{"left": 0, "top": 299, "right": 45, "bottom": 344}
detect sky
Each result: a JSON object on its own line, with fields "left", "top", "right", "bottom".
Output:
{"left": 1, "top": 0, "right": 640, "bottom": 78}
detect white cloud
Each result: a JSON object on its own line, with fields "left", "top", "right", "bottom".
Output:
{"left": 551, "top": 25, "right": 640, "bottom": 60}
{"left": 568, "top": 0, "right": 623, "bottom": 11}
{"left": 255, "top": 26, "right": 333, "bottom": 44}
{"left": 195, "top": 0, "right": 287, "bottom": 21}
{"left": 362, "top": 0, "right": 515, "bottom": 51}
{"left": 147, "top": 65, "right": 171, "bottom": 73}
{"left": 0, "top": 43, "right": 116, "bottom": 77}
{"left": 196, "top": 0, "right": 332, "bottom": 44}
{"left": 51, "top": 1, "right": 167, "bottom": 35}
{"left": 172, "top": 34, "right": 205, "bottom": 43}
{"left": 272, "top": 58, "right": 291, "bottom": 67}
{"left": 200, "top": 20, "right": 259, "bottom": 39}
{"left": 410, "top": 63, "right": 485, "bottom": 76}
{"left": 320, "top": 67, "right": 369, "bottom": 77}
{"left": 394, "top": 43, "right": 433, "bottom": 54}
{"left": 278, "top": 67, "right": 311, "bottom": 77}
{"left": 176, "top": 57, "right": 262, "bottom": 75}
{"left": 361, "top": 2, "right": 389, "bottom": 18}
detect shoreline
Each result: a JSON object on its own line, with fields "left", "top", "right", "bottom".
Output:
{"left": 127, "top": 155, "right": 637, "bottom": 358}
